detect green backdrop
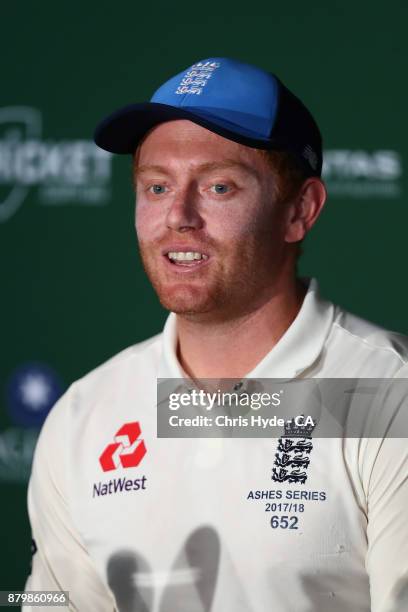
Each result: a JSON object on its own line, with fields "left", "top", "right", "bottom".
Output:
{"left": 1, "top": 1, "right": 407, "bottom": 593}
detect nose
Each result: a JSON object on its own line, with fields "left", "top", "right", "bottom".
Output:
{"left": 166, "top": 184, "right": 203, "bottom": 233}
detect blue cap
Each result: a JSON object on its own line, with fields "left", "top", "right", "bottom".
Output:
{"left": 94, "top": 57, "right": 322, "bottom": 176}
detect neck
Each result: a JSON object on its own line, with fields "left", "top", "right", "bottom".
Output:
{"left": 176, "top": 276, "right": 307, "bottom": 380}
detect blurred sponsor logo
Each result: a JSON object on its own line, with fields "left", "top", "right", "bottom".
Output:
{"left": 0, "top": 106, "right": 112, "bottom": 222}
{"left": 323, "top": 149, "right": 402, "bottom": 198}
{"left": 6, "top": 362, "right": 64, "bottom": 428}
{"left": 0, "top": 362, "right": 64, "bottom": 483}
{"left": 0, "top": 427, "right": 39, "bottom": 482}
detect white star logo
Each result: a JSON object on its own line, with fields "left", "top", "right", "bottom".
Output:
{"left": 19, "top": 374, "right": 52, "bottom": 411}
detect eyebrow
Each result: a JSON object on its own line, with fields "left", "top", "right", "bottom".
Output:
{"left": 134, "top": 159, "right": 259, "bottom": 179}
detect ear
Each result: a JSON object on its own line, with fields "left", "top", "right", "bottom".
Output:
{"left": 284, "top": 178, "right": 327, "bottom": 243}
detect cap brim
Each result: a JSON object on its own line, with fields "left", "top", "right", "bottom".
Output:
{"left": 94, "top": 102, "right": 278, "bottom": 154}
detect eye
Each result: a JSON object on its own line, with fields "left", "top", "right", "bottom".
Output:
{"left": 149, "top": 184, "right": 167, "bottom": 194}
{"left": 211, "top": 183, "right": 230, "bottom": 194}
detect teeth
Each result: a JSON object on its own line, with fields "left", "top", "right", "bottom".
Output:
{"left": 167, "top": 252, "right": 209, "bottom": 262}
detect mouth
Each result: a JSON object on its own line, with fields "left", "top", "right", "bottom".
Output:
{"left": 162, "top": 249, "right": 210, "bottom": 271}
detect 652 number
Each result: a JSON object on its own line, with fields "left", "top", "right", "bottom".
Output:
{"left": 270, "top": 515, "right": 298, "bottom": 529}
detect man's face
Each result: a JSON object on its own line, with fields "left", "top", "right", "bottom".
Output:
{"left": 135, "top": 120, "right": 293, "bottom": 320}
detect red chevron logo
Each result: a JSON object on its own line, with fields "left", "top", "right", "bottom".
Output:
{"left": 99, "top": 422, "right": 147, "bottom": 472}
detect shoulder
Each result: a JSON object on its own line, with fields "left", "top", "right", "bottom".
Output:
{"left": 325, "top": 305, "right": 408, "bottom": 376}
{"left": 75, "top": 330, "right": 163, "bottom": 391}
{"left": 37, "top": 330, "right": 163, "bottom": 444}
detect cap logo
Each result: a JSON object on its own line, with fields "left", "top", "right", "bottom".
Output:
{"left": 302, "top": 145, "right": 318, "bottom": 170}
{"left": 175, "top": 61, "right": 221, "bottom": 96}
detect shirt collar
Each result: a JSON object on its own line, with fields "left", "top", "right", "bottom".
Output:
{"left": 158, "top": 278, "right": 334, "bottom": 381}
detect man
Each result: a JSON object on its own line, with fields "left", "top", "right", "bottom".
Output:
{"left": 25, "top": 58, "right": 408, "bottom": 611}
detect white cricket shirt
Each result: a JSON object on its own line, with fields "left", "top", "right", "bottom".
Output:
{"left": 24, "top": 279, "right": 408, "bottom": 611}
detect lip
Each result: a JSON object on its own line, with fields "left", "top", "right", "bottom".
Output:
{"left": 161, "top": 245, "right": 211, "bottom": 273}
